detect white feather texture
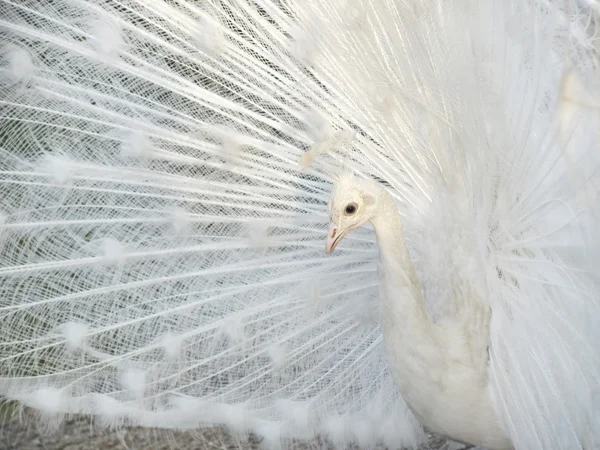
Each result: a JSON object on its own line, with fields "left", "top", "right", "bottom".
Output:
{"left": 0, "top": 0, "right": 599, "bottom": 449}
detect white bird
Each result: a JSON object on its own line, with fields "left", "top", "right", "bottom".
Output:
{"left": 0, "top": 0, "right": 599, "bottom": 449}
{"left": 326, "top": 174, "right": 510, "bottom": 449}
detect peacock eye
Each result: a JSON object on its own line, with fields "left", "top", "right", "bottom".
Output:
{"left": 344, "top": 202, "right": 358, "bottom": 215}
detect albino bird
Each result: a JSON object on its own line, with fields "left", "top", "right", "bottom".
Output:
{"left": 1, "top": 0, "right": 599, "bottom": 449}
{"left": 326, "top": 175, "right": 510, "bottom": 449}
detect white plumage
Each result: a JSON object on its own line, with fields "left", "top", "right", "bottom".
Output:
{"left": 0, "top": 0, "right": 599, "bottom": 449}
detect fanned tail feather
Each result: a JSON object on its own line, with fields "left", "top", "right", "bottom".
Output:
{"left": 0, "top": 0, "right": 599, "bottom": 449}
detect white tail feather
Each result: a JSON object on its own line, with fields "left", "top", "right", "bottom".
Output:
{"left": 1, "top": 0, "right": 599, "bottom": 449}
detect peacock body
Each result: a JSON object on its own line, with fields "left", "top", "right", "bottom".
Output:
{"left": 0, "top": 0, "right": 599, "bottom": 449}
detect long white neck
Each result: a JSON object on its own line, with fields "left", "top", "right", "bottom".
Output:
{"left": 369, "top": 192, "right": 441, "bottom": 378}
{"left": 367, "top": 186, "right": 512, "bottom": 450}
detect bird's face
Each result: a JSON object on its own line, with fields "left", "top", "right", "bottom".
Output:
{"left": 325, "top": 176, "right": 375, "bottom": 255}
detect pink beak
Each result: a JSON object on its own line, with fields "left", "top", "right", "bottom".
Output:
{"left": 325, "top": 223, "right": 340, "bottom": 255}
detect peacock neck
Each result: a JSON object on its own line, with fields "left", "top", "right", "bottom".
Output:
{"left": 369, "top": 191, "right": 443, "bottom": 395}
{"left": 368, "top": 189, "right": 512, "bottom": 450}
{"left": 370, "top": 200, "right": 424, "bottom": 312}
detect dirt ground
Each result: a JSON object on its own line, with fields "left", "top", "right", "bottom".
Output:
{"left": 0, "top": 408, "right": 459, "bottom": 450}
{"left": 1, "top": 413, "right": 251, "bottom": 450}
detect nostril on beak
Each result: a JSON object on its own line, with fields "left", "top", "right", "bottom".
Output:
{"left": 326, "top": 224, "right": 338, "bottom": 255}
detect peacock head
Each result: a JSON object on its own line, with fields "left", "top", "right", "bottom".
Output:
{"left": 325, "top": 174, "right": 377, "bottom": 254}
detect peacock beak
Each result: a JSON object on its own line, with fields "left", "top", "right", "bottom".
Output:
{"left": 325, "top": 223, "right": 344, "bottom": 255}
